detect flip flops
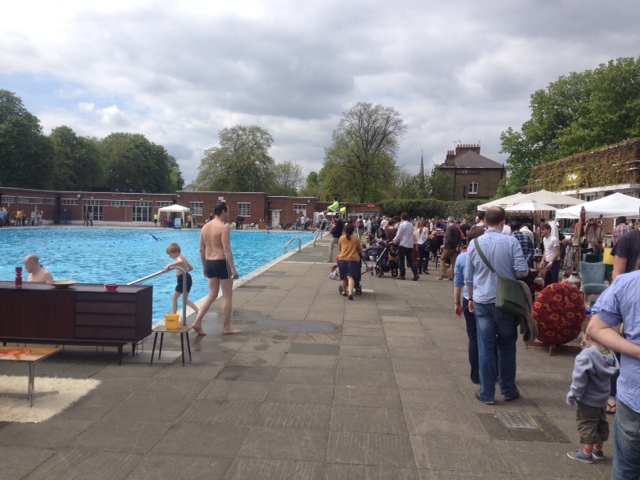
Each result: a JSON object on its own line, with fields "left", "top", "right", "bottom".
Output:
{"left": 606, "top": 401, "right": 617, "bottom": 414}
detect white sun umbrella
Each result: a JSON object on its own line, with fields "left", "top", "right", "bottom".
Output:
{"left": 515, "top": 189, "right": 583, "bottom": 208}
{"left": 477, "top": 192, "right": 526, "bottom": 211}
{"left": 505, "top": 200, "right": 557, "bottom": 212}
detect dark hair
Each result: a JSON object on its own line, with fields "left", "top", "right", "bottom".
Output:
{"left": 619, "top": 216, "right": 627, "bottom": 224}
{"left": 477, "top": 211, "right": 485, "bottom": 221}
{"left": 344, "top": 222, "right": 355, "bottom": 239}
{"left": 466, "top": 225, "right": 486, "bottom": 244}
{"left": 540, "top": 223, "right": 551, "bottom": 231}
{"left": 401, "top": 212, "right": 409, "bottom": 221}
{"left": 511, "top": 221, "right": 522, "bottom": 231}
{"left": 214, "top": 202, "right": 228, "bottom": 216}
{"left": 485, "top": 207, "right": 506, "bottom": 227}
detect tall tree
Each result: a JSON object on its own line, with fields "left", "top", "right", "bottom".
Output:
{"left": 196, "top": 125, "right": 275, "bottom": 192}
{"left": 0, "top": 90, "right": 54, "bottom": 189}
{"left": 50, "top": 126, "right": 105, "bottom": 189}
{"left": 270, "top": 160, "right": 303, "bottom": 196}
{"left": 428, "top": 167, "right": 453, "bottom": 201}
{"left": 500, "top": 57, "right": 640, "bottom": 194}
{"left": 101, "top": 133, "right": 179, "bottom": 193}
{"left": 320, "top": 102, "right": 406, "bottom": 202}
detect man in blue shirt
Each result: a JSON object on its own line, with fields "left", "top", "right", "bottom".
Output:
{"left": 465, "top": 207, "right": 529, "bottom": 405}
{"left": 587, "top": 270, "right": 640, "bottom": 478}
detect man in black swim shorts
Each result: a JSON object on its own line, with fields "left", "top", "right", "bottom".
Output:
{"left": 205, "top": 259, "right": 231, "bottom": 279}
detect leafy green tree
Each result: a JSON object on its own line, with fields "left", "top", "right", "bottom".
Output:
{"left": 319, "top": 102, "right": 407, "bottom": 202}
{"left": 196, "top": 125, "right": 275, "bottom": 192}
{"left": 0, "top": 90, "right": 54, "bottom": 189}
{"left": 101, "top": 133, "right": 178, "bottom": 193}
{"left": 428, "top": 167, "right": 453, "bottom": 200}
{"left": 501, "top": 57, "right": 640, "bottom": 193}
{"left": 270, "top": 160, "right": 303, "bottom": 196}
{"left": 50, "top": 126, "right": 105, "bottom": 190}
{"left": 301, "top": 171, "right": 323, "bottom": 199}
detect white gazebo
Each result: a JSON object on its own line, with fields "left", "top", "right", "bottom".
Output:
{"left": 157, "top": 204, "right": 191, "bottom": 228}
{"left": 556, "top": 192, "right": 640, "bottom": 219}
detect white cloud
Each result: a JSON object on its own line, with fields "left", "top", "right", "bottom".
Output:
{"left": 2, "top": 0, "right": 640, "bottom": 183}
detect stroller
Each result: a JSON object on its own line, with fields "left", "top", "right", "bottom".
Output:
{"left": 367, "top": 241, "right": 399, "bottom": 278}
{"left": 337, "top": 255, "right": 372, "bottom": 296}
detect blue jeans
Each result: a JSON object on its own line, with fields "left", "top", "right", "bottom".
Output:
{"left": 613, "top": 400, "right": 640, "bottom": 480}
{"left": 474, "top": 302, "right": 518, "bottom": 403}
{"left": 462, "top": 298, "right": 479, "bottom": 384}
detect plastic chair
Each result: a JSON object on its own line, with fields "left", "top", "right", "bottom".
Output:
{"left": 580, "top": 261, "right": 607, "bottom": 302}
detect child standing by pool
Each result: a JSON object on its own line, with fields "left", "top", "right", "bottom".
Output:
{"left": 164, "top": 243, "right": 199, "bottom": 318}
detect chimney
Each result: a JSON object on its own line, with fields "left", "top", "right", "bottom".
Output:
{"left": 455, "top": 144, "right": 480, "bottom": 156}
{"left": 444, "top": 150, "right": 456, "bottom": 166}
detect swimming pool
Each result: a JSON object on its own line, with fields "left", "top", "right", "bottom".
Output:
{"left": 1, "top": 228, "right": 314, "bottom": 319}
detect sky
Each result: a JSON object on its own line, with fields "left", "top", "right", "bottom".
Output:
{"left": 1, "top": 1, "right": 639, "bottom": 185}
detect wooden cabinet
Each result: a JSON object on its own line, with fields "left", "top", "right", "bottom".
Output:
{"left": 0, "top": 282, "right": 152, "bottom": 362}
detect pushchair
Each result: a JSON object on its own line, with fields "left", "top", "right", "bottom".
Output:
{"left": 368, "top": 241, "right": 399, "bottom": 278}
{"left": 337, "top": 255, "right": 373, "bottom": 296}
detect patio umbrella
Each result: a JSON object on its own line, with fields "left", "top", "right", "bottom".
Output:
{"left": 477, "top": 192, "right": 526, "bottom": 211}
{"left": 505, "top": 200, "right": 557, "bottom": 212}
{"left": 514, "top": 189, "right": 582, "bottom": 208}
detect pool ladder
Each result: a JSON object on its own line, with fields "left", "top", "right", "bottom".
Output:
{"left": 128, "top": 266, "right": 188, "bottom": 326}
{"left": 284, "top": 236, "right": 301, "bottom": 253}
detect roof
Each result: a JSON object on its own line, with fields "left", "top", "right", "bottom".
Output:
{"left": 441, "top": 151, "right": 504, "bottom": 169}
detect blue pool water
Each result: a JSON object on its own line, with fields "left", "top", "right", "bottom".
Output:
{"left": 1, "top": 228, "right": 314, "bottom": 319}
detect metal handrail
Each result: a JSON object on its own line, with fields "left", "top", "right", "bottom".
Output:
{"left": 128, "top": 266, "right": 188, "bottom": 326}
{"left": 284, "top": 236, "right": 301, "bottom": 253}
{"left": 313, "top": 224, "right": 329, "bottom": 246}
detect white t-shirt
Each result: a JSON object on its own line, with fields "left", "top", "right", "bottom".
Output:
{"left": 543, "top": 235, "right": 560, "bottom": 263}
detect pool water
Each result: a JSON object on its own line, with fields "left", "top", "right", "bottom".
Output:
{"left": 1, "top": 228, "right": 314, "bottom": 319}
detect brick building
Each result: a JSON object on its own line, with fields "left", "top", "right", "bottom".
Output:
{"left": 0, "top": 186, "right": 379, "bottom": 228}
{"left": 435, "top": 144, "right": 505, "bottom": 201}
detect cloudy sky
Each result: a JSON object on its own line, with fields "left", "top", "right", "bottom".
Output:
{"left": 2, "top": 1, "right": 639, "bottom": 185}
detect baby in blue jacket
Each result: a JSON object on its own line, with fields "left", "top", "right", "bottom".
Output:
{"left": 566, "top": 318, "right": 620, "bottom": 463}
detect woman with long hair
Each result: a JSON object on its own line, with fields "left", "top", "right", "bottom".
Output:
{"left": 338, "top": 223, "right": 364, "bottom": 300}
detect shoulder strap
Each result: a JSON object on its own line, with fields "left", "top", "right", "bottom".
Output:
{"left": 473, "top": 238, "right": 497, "bottom": 275}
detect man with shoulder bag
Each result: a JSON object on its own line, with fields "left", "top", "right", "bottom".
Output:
{"left": 465, "top": 207, "right": 529, "bottom": 405}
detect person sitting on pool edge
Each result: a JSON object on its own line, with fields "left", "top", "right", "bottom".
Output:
{"left": 23, "top": 254, "right": 54, "bottom": 283}
{"left": 164, "top": 242, "right": 200, "bottom": 319}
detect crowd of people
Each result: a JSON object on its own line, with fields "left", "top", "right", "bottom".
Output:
{"left": 0, "top": 208, "right": 44, "bottom": 227}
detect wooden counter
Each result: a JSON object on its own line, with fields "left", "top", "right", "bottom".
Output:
{"left": 0, "top": 282, "right": 152, "bottom": 363}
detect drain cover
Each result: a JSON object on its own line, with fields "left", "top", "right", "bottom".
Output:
{"left": 496, "top": 411, "right": 538, "bottom": 430}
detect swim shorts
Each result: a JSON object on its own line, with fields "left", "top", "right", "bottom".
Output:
{"left": 205, "top": 260, "right": 231, "bottom": 280}
{"left": 175, "top": 272, "right": 193, "bottom": 293}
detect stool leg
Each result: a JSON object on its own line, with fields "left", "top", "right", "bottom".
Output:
{"left": 186, "top": 331, "right": 192, "bottom": 362}
{"left": 158, "top": 333, "right": 164, "bottom": 359}
{"left": 150, "top": 333, "right": 159, "bottom": 366}
{"left": 179, "top": 333, "right": 185, "bottom": 366}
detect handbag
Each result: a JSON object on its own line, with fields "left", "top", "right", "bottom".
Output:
{"left": 473, "top": 239, "right": 528, "bottom": 316}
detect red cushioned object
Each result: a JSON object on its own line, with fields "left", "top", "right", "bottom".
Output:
{"left": 532, "top": 282, "right": 585, "bottom": 345}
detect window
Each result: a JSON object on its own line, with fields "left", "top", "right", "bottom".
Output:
{"left": 84, "top": 199, "right": 103, "bottom": 221}
{"left": 61, "top": 199, "right": 78, "bottom": 206}
{"left": 237, "top": 202, "right": 251, "bottom": 216}
{"left": 190, "top": 202, "right": 203, "bottom": 216}
{"left": 468, "top": 182, "right": 478, "bottom": 195}
{"left": 108, "top": 200, "right": 129, "bottom": 207}
{"left": 46, "top": 198, "right": 55, "bottom": 205}
{"left": 2, "top": 196, "right": 16, "bottom": 204}
{"left": 18, "top": 196, "right": 43, "bottom": 204}
{"left": 156, "top": 201, "right": 173, "bottom": 208}
{"left": 132, "top": 201, "right": 152, "bottom": 222}
{"left": 293, "top": 204, "right": 307, "bottom": 215}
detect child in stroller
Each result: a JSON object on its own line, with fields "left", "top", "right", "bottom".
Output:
{"left": 365, "top": 241, "right": 399, "bottom": 278}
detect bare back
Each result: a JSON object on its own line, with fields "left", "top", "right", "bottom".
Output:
{"left": 200, "top": 217, "right": 228, "bottom": 261}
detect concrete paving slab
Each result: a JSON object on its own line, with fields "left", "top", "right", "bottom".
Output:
{"left": 178, "top": 398, "right": 261, "bottom": 427}
{"left": 150, "top": 423, "right": 249, "bottom": 457}
{"left": 323, "top": 464, "right": 420, "bottom": 480}
{"left": 265, "top": 383, "right": 335, "bottom": 405}
{"left": 22, "top": 449, "right": 141, "bottom": 480}
{"left": 326, "top": 431, "right": 415, "bottom": 468}
{"left": 197, "top": 379, "right": 270, "bottom": 401}
{"left": 282, "top": 353, "right": 338, "bottom": 369}
{"left": 275, "top": 367, "right": 335, "bottom": 385}
{"left": 0, "top": 445, "right": 56, "bottom": 480}
{"left": 253, "top": 402, "right": 331, "bottom": 429}
{"left": 225, "top": 458, "right": 324, "bottom": 480}
{"left": 238, "top": 426, "right": 328, "bottom": 462}
{"left": 125, "top": 455, "right": 233, "bottom": 480}
{"left": 69, "top": 419, "right": 173, "bottom": 454}
{"left": 331, "top": 405, "right": 408, "bottom": 434}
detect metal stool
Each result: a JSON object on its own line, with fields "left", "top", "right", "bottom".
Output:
{"left": 150, "top": 324, "right": 192, "bottom": 366}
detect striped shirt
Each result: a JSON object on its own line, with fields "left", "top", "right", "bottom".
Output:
{"left": 465, "top": 228, "right": 529, "bottom": 304}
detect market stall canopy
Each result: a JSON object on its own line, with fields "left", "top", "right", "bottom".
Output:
{"left": 505, "top": 200, "right": 557, "bottom": 212}
{"left": 514, "top": 190, "right": 583, "bottom": 208}
{"left": 555, "top": 192, "right": 640, "bottom": 219}
{"left": 477, "top": 193, "right": 526, "bottom": 211}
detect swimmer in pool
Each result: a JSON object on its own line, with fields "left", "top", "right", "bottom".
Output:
{"left": 164, "top": 242, "right": 199, "bottom": 318}
{"left": 191, "top": 201, "right": 240, "bottom": 336}
{"left": 23, "top": 254, "right": 54, "bottom": 283}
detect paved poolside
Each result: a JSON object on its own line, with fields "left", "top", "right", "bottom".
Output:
{"left": 0, "top": 235, "right": 613, "bottom": 479}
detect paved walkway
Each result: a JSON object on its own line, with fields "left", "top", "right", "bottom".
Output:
{"left": 0, "top": 235, "right": 613, "bottom": 479}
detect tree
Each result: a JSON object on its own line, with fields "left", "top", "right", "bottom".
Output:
{"left": 319, "top": 102, "right": 407, "bottom": 202}
{"left": 270, "top": 160, "right": 303, "bottom": 196}
{"left": 301, "top": 171, "right": 323, "bottom": 199}
{"left": 101, "top": 133, "right": 179, "bottom": 193}
{"left": 500, "top": 57, "right": 640, "bottom": 194}
{"left": 50, "top": 126, "right": 105, "bottom": 190}
{"left": 428, "top": 167, "right": 453, "bottom": 201}
{"left": 196, "top": 125, "right": 275, "bottom": 192}
{"left": 0, "top": 90, "right": 54, "bottom": 189}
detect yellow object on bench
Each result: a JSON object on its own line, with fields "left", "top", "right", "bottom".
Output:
{"left": 164, "top": 314, "right": 180, "bottom": 330}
